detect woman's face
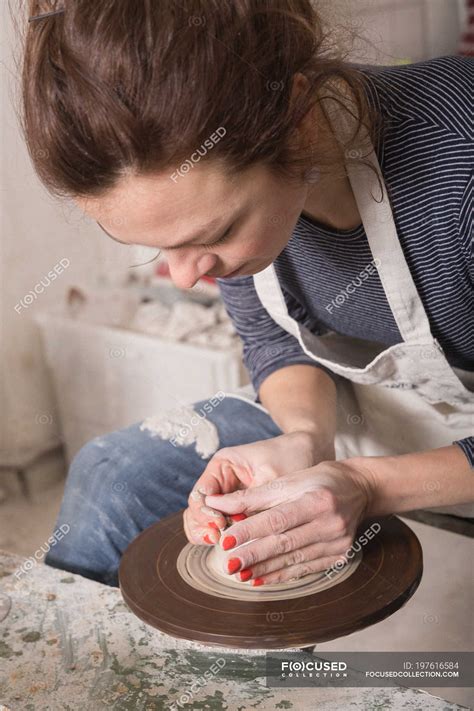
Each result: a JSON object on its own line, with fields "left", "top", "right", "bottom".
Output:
{"left": 75, "top": 160, "right": 309, "bottom": 288}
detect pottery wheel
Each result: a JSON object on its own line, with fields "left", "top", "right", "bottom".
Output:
{"left": 119, "top": 511, "right": 423, "bottom": 649}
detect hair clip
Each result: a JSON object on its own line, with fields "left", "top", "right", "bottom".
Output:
{"left": 28, "top": 8, "right": 65, "bottom": 23}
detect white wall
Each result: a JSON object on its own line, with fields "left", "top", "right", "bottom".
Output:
{"left": 0, "top": 4, "right": 131, "bottom": 466}
{"left": 320, "top": 0, "right": 463, "bottom": 63}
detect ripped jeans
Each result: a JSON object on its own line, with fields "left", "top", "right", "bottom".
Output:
{"left": 45, "top": 395, "right": 282, "bottom": 587}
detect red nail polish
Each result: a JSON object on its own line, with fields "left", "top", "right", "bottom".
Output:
{"left": 203, "top": 534, "right": 213, "bottom": 545}
{"left": 208, "top": 521, "right": 220, "bottom": 530}
{"left": 252, "top": 577, "right": 264, "bottom": 586}
{"left": 222, "top": 535, "right": 236, "bottom": 550}
{"left": 230, "top": 513, "right": 247, "bottom": 522}
{"left": 239, "top": 568, "right": 252, "bottom": 582}
{"left": 227, "top": 558, "right": 241, "bottom": 574}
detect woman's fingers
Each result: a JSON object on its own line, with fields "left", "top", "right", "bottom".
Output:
{"left": 235, "top": 535, "right": 350, "bottom": 582}
{"left": 189, "top": 489, "right": 227, "bottom": 533}
{"left": 220, "top": 515, "right": 349, "bottom": 570}
{"left": 249, "top": 553, "right": 347, "bottom": 586}
{"left": 182, "top": 507, "right": 198, "bottom": 544}
{"left": 214, "top": 495, "right": 330, "bottom": 555}
{"left": 185, "top": 458, "right": 253, "bottom": 544}
{"left": 205, "top": 471, "right": 328, "bottom": 517}
{"left": 183, "top": 507, "right": 221, "bottom": 545}
{"left": 187, "top": 461, "right": 235, "bottom": 532}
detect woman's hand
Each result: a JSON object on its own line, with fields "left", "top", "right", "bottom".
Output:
{"left": 183, "top": 430, "right": 334, "bottom": 546}
{"left": 203, "top": 459, "right": 374, "bottom": 585}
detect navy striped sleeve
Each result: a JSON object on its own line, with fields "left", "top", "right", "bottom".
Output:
{"left": 458, "top": 170, "right": 473, "bottom": 282}
{"left": 455, "top": 169, "right": 474, "bottom": 467}
{"left": 217, "top": 275, "right": 339, "bottom": 394}
{"left": 370, "top": 55, "right": 473, "bottom": 140}
{"left": 454, "top": 438, "right": 474, "bottom": 468}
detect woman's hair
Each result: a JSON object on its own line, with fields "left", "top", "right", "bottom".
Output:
{"left": 19, "top": 0, "right": 382, "bottom": 199}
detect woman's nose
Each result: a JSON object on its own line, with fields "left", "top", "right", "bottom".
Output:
{"left": 166, "top": 252, "right": 218, "bottom": 289}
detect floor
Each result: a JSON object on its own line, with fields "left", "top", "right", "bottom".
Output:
{"left": 1, "top": 470, "right": 472, "bottom": 709}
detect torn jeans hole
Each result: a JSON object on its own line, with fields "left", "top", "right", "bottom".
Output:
{"left": 140, "top": 400, "right": 224, "bottom": 459}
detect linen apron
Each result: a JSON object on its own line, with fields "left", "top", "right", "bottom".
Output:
{"left": 230, "top": 89, "right": 474, "bottom": 518}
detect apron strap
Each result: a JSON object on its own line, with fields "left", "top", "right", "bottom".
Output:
{"left": 331, "top": 89, "right": 434, "bottom": 343}
{"left": 254, "top": 263, "right": 385, "bottom": 370}
{"left": 252, "top": 264, "right": 301, "bottom": 340}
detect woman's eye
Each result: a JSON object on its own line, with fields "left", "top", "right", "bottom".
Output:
{"left": 208, "top": 226, "right": 233, "bottom": 248}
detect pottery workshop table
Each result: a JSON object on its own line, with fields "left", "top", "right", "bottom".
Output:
{"left": 0, "top": 550, "right": 466, "bottom": 711}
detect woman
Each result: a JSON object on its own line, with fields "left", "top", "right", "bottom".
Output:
{"left": 21, "top": 1, "right": 473, "bottom": 587}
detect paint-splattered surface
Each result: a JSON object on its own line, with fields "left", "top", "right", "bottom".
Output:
{"left": 0, "top": 551, "right": 466, "bottom": 711}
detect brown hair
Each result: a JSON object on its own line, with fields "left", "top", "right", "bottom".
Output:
{"left": 19, "top": 0, "right": 382, "bottom": 200}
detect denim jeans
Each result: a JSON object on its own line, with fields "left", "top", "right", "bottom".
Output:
{"left": 45, "top": 396, "right": 282, "bottom": 587}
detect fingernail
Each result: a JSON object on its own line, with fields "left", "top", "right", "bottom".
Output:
{"left": 227, "top": 558, "right": 241, "bottom": 574}
{"left": 239, "top": 568, "right": 252, "bottom": 582}
{"left": 208, "top": 521, "right": 220, "bottom": 531}
{"left": 203, "top": 534, "right": 214, "bottom": 545}
{"left": 230, "top": 513, "right": 247, "bottom": 522}
{"left": 222, "top": 535, "right": 237, "bottom": 550}
{"left": 252, "top": 577, "right": 264, "bottom": 586}
{"left": 190, "top": 490, "right": 204, "bottom": 501}
{"left": 200, "top": 506, "right": 222, "bottom": 518}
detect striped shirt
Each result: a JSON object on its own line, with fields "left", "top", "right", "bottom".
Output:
{"left": 218, "top": 56, "right": 474, "bottom": 465}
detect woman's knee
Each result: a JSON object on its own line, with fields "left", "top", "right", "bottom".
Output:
{"left": 62, "top": 432, "right": 130, "bottom": 513}
{"left": 45, "top": 428, "right": 167, "bottom": 584}
{"left": 57, "top": 422, "right": 205, "bottom": 540}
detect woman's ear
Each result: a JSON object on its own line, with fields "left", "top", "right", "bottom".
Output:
{"left": 287, "top": 72, "right": 318, "bottom": 152}
{"left": 290, "top": 72, "right": 310, "bottom": 103}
